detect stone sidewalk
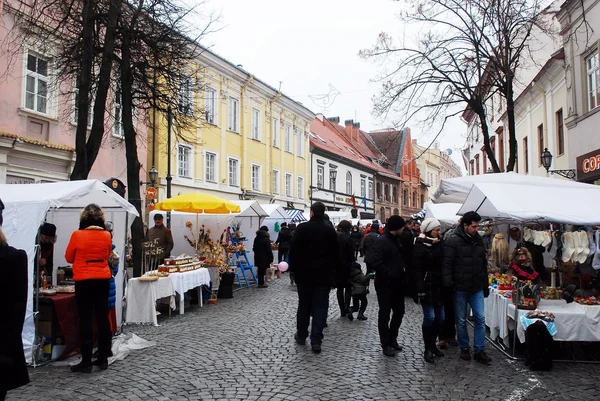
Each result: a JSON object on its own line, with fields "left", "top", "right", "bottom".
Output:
{"left": 7, "top": 274, "right": 600, "bottom": 400}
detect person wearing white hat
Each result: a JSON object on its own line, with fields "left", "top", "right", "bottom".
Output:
{"left": 412, "top": 218, "right": 445, "bottom": 363}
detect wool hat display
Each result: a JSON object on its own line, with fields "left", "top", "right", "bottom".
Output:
{"left": 260, "top": 225, "right": 269, "bottom": 232}
{"left": 154, "top": 213, "right": 164, "bottom": 221}
{"left": 385, "top": 215, "right": 405, "bottom": 231}
{"left": 421, "top": 218, "right": 441, "bottom": 235}
{"left": 40, "top": 222, "right": 57, "bottom": 237}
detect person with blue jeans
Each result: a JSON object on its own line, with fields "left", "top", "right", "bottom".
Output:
{"left": 412, "top": 218, "right": 445, "bottom": 363}
{"left": 442, "top": 211, "right": 492, "bottom": 364}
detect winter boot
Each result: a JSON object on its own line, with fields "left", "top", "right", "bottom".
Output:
{"left": 357, "top": 312, "right": 367, "bottom": 320}
{"left": 346, "top": 309, "right": 354, "bottom": 321}
{"left": 431, "top": 325, "right": 444, "bottom": 357}
{"left": 422, "top": 326, "right": 435, "bottom": 363}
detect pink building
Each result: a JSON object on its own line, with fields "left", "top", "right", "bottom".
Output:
{"left": 0, "top": 9, "right": 147, "bottom": 192}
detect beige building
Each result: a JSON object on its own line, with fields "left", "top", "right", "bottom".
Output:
{"left": 412, "top": 140, "right": 462, "bottom": 201}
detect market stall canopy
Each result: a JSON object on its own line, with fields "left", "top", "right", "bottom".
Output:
{"left": 260, "top": 204, "right": 291, "bottom": 220}
{"left": 286, "top": 209, "right": 307, "bottom": 222}
{"left": 459, "top": 182, "right": 600, "bottom": 225}
{"left": 154, "top": 193, "right": 241, "bottom": 214}
{"left": 231, "top": 200, "right": 268, "bottom": 218}
{"left": 424, "top": 202, "right": 462, "bottom": 227}
{"left": 432, "top": 172, "right": 586, "bottom": 204}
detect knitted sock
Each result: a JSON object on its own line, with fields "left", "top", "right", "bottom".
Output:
{"left": 541, "top": 231, "right": 552, "bottom": 248}
{"left": 562, "top": 232, "right": 575, "bottom": 263}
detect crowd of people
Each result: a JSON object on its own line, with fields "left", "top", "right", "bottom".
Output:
{"left": 286, "top": 201, "right": 492, "bottom": 365}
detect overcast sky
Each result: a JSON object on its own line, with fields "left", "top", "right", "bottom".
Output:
{"left": 203, "top": 0, "right": 466, "bottom": 170}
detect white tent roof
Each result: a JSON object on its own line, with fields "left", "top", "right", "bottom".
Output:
{"left": 260, "top": 204, "right": 291, "bottom": 220}
{"left": 459, "top": 182, "right": 600, "bottom": 224}
{"left": 231, "top": 200, "right": 268, "bottom": 217}
{"left": 432, "top": 172, "right": 586, "bottom": 204}
{"left": 424, "top": 202, "right": 462, "bottom": 226}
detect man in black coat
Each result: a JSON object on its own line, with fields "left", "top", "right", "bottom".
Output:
{"left": 367, "top": 215, "right": 407, "bottom": 357}
{"left": 442, "top": 211, "right": 492, "bottom": 364}
{"left": 253, "top": 226, "right": 274, "bottom": 288}
{"left": 361, "top": 223, "right": 380, "bottom": 274}
{"left": 335, "top": 220, "right": 355, "bottom": 319}
{"left": 275, "top": 222, "right": 292, "bottom": 264}
{"left": 0, "top": 199, "right": 30, "bottom": 400}
{"left": 289, "top": 202, "right": 339, "bottom": 354}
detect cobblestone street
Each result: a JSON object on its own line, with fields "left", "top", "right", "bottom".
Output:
{"left": 8, "top": 273, "right": 600, "bottom": 401}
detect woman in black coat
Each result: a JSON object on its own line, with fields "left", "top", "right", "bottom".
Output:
{"left": 0, "top": 201, "right": 30, "bottom": 400}
{"left": 336, "top": 220, "right": 355, "bottom": 319}
{"left": 253, "top": 226, "right": 274, "bottom": 288}
{"left": 412, "top": 218, "right": 445, "bottom": 363}
{"left": 350, "top": 225, "right": 362, "bottom": 259}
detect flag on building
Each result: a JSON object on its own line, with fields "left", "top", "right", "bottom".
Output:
{"left": 351, "top": 194, "right": 357, "bottom": 209}
{"left": 362, "top": 195, "right": 367, "bottom": 211}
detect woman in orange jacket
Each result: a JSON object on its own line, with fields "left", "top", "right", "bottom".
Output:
{"left": 65, "top": 203, "right": 112, "bottom": 373}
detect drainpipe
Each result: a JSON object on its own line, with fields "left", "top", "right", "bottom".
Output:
{"left": 240, "top": 74, "right": 254, "bottom": 192}
{"left": 269, "top": 91, "right": 283, "bottom": 201}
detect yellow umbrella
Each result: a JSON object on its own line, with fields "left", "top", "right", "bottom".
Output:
{"left": 154, "top": 192, "right": 241, "bottom": 214}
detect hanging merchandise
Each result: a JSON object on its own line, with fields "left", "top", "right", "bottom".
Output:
{"left": 541, "top": 231, "right": 552, "bottom": 248}
{"left": 593, "top": 231, "right": 600, "bottom": 270}
{"left": 490, "top": 233, "right": 510, "bottom": 273}
{"left": 274, "top": 222, "right": 280, "bottom": 233}
{"left": 523, "top": 228, "right": 532, "bottom": 242}
{"left": 561, "top": 232, "right": 575, "bottom": 263}
{"left": 586, "top": 228, "right": 596, "bottom": 264}
{"left": 576, "top": 231, "right": 591, "bottom": 264}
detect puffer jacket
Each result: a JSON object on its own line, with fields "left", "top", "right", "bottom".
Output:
{"left": 442, "top": 225, "right": 488, "bottom": 292}
{"left": 65, "top": 227, "right": 112, "bottom": 281}
{"left": 349, "top": 265, "right": 371, "bottom": 296}
{"left": 253, "top": 230, "right": 274, "bottom": 268}
{"left": 412, "top": 236, "right": 444, "bottom": 305}
{"left": 367, "top": 231, "right": 405, "bottom": 284}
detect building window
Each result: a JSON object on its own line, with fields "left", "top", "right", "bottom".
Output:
{"left": 523, "top": 137, "right": 529, "bottom": 173}
{"left": 317, "top": 166, "right": 324, "bottom": 189}
{"left": 273, "top": 118, "right": 279, "bottom": 148}
{"left": 228, "top": 97, "right": 239, "bottom": 132}
{"left": 360, "top": 179, "right": 366, "bottom": 197}
{"left": 252, "top": 108, "right": 261, "bottom": 141}
{"left": 178, "top": 73, "right": 193, "bottom": 116}
{"left": 346, "top": 172, "right": 352, "bottom": 194}
{"left": 205, "top": 87, "right": 217, "bottom": 124}
{"left": 329, "top": 170, "right": 335, "bottom": 191}
{"left": 251, "top": 164, "right": 261, "bottom": 192}
{"left": 475, "top": 154, "right": 480, "bottom": 175}
{"left": 297, "top": 177, "right": 304, "bottom": 199}
{"left": 384, "top": 183, "right": 389, "bottom": 202}
{"left": 228, "top": 158, "right": 239, "bottom": 186}
{"left": 285, "top": 173, "right": 292, "bottom": 197}
{"left": 297, "top": 131, "right": 305, "bottom": 157}
{"left": 586, "top": 52, "right": 599, "bottom": 111}
{"left": 482, "top": 151, "right": 487, "bottom": 173}
{"left": 412, "top": 191, "right": 417, "bottom": 207}
{"left": 556, "top": 109, "right": 564, "bottom": 156}
{"left": 537, "top": 124, "right": 544, "bottom": 166}
{"left": 392, "top": 185, "right": 398, "bottom": 203}
{"left": 285, "top": 124, "right": 292, "bottom": 152}
{"left": 470, "top": 160, "right": 475, "bottom": 176}
{"left": 402, "top": 189, "right": 408, "bottom": 206}
{"left": 368, "top": 181, "right": 373, "bottom": 199}
{"left": 114, "top": 84, "right": 124, "bottom": 138}
{"left": 178, "top": 144, "right": 192, "bottom": 178}
{"left": 272, "top": 169, "right": 279, "bottom": 194}
{"left": 380, "top": 207, "right": 386, "bottom": 222}
{"left": 205, "top": 151, "right": 216, "bottom": 183}
{"left": 25, "top": 53, "right": 49, "bottom": 114}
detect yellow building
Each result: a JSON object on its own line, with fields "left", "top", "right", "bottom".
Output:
{"left": 146, "top": 49, "right": 314, "bottom": 215}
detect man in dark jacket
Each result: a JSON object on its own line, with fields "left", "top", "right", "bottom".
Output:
{"left": 146, "top": 214, "right": 174, "bottom": 259}
{"left": 289, "top": 202, "right": 339, "bottom": 354}
{"left": 367, "top": 215, "right": 406, "bottom": 357}
{"left": 400, "top": 219, "right": 416, "bottom": 297}
{"left": 253, "top": 226, "right": 274, "bottom": 288}
{"left": 0, "top": 199, "right": 30, "bottom": 399}
{"left": 275, "top": 222, "right": 292, "bottom": 264}
{"left": 335, "top": 220, "right": 355, "bottom": 319}
{"left": 442, "top": 211, "right": 491, "bottom": 364}
{"left": 361, "top": 223, "right": 380, "bottom": 274}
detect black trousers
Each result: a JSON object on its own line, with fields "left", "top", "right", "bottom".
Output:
{"left": 296, "top": 286, "right": 330, "bottom": 346}
{"left": 256, "top": 265, "right": 268, "bottom": 285}
{"left": 440, "top": 288, "right": 456, "bottom": 341}
{"left": 375, "top": 280, "right": 405, "bottom": 348}
{"left": 75, "top": 279, "right": 111, "bottom": 362}
{"left": 336, "top": 284, "right": 351, "bottom": 314}
{"left": 352, "top": 294, "right": 368, "bottom": 314}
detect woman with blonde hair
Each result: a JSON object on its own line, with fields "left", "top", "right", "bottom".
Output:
{"left": 65, "top": 203, "right": 112, "bottom": 373}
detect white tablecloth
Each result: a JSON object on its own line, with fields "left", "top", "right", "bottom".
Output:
{"left": 484, "top": 290, "right": 513, "bottom": 343}
{"left": 125, "top": 277, "right": 176, "bottom": 326}
{"left": 508, "top": 302, "right": 600, "bottom": 343}
{"left": 167, "top": 268, "right": 211, "bottom": 314}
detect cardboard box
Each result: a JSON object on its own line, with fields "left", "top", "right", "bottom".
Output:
{"left": 38, "top": 304, "right": 54, "bottom": 322}
{"left": 38, "top": 321, "right": 52, "bottom": 339}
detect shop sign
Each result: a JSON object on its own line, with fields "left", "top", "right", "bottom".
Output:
{"left": 576, "top": 149, "right": 600, "bottom": 182}
{"left": 146, "top": 187, "right": 157, "bottom": 199}
{"left": 6, "top": 175, "right": 35, "bottom": 184}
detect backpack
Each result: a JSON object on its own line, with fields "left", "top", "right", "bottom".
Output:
{"left": 524, "top": 321, "right": 553, "bottom": 371}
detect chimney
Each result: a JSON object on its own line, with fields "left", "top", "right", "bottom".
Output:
{"left": 412, "top": 139, "right": 418, "bottom": 145}
{"left": 327, "top": 116, "right": 340, "bottom": 124}
{"left": 345, "top": 119, "right": 355, "bottom": 141}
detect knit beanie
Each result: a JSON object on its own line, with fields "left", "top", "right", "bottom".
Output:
{"left": 421, "top": 218, "right": 441, "bottom": 235}
{"left": 386, "top": 215, "right": 405, "bottom": 231}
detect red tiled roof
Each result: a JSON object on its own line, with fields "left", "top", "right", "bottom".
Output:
{"left": 0, "top": 131, "right": 75, "bottom": 152}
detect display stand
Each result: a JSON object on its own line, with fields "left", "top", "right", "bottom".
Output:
{"left": 230, "top": 238, "right": 257, "bottom": 287}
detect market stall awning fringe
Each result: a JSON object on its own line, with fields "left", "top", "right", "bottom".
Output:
{"left": 286, "top": 209, "right": 307, "bottom": 222}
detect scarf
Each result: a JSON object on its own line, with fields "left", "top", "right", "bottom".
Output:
{"left": 415, "top": 233, "right": 441, "bottom": 247}
{"left": 511, "top": 261, "right": 539, "bottom": 281}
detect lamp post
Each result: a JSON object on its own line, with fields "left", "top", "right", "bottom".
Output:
{"left": 148, "top": 166, "right": 158, "bottom": 187}
{"left": 330, "top": 168, "right": 337, "bottom": 210}
{"left": 166, "top": 105, "right": 173, "bottom": 228}
{"left": 541, "top": 148, "right": 576, "bottom": 180}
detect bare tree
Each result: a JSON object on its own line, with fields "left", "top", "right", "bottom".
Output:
{"left": 361, "top": 0, "right": 553, "bottom": 172}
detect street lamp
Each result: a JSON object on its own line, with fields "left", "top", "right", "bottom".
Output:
{"left": 330, "top": 168, "right": 337, "bottom": 210}
{"left": 140, "top": 166, "right": 159, "bottom": 187}
{"left": 541, "top": 148, "right": 576, "bottom": 180}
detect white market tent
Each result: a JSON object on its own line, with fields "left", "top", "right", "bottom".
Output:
{"left": 260, "top": 204, "right": 291, "bottom": 233}
{"left": 432, "top": 172, "right": 585, "bottom": 204}
{"left": 0, "top": 180, "right": 139, "bottom": 362}
{"left": 458, "top": 182, "right": 600, "bottom": 225}
{"left": 424, "top": 202, "right": 462, "bottom": 230}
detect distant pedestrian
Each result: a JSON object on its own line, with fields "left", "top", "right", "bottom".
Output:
{"left": 289, "top": 202, "right": 339, "bottom": 354}
{"left": 367, "top": 215, "right": 406, "bottom": 357}
{"left": 412, "top": 218, "right": 445, "bottom": 363}
{"left": 442, "top": 211, "right": 492, "bottom": 364}
{"left": 275, "top": 222, "right": 292, "bottom": 264}
{"left": 335, "top": 220, "right": 355, "bottom": 320}
{"left": 350, "top": 225, "right": 362, "bottom": 260}
{"left": 361, "top": 222, "right": 380, "bottom": 274}
{"left": 253, "top": 226, "right": 274, "bottom": 288}
{"left": 348, "top": 262, "right": 374, "bottom": 321}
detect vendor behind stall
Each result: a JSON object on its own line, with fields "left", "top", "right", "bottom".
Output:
{"left": 146, "top": 213, "right": 174, "bottom": 259}
{"left": 37, "top": 222, "right": 57, "bottom": 277}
